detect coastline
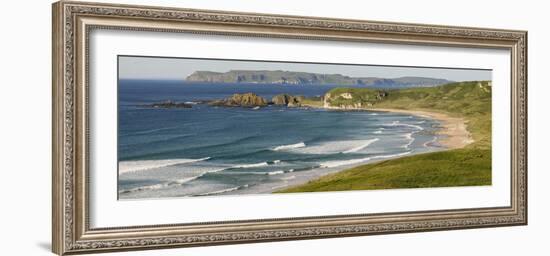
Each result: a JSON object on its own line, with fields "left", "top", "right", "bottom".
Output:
{"left": 366, "top": 108, "right": 474, "bottom": 149}
{"left": 301, "top": 103, "right": 474, "bottom": 149}
{"left": 272, "top": 106, "right": 476, "bottom": 193}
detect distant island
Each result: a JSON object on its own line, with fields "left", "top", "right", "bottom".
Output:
{"left": 185, "top": 70, "right": 453, "bottom": 88}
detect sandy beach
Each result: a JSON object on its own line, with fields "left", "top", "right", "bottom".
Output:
{"left": 367, "top": 108, "right": 474, "bottom": 149}
{"left": 302, "top": 103, "right": 475, "bottom": 149}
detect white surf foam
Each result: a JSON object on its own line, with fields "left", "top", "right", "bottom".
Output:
{"left": 342, "top": 138, "right": 379, "bottom": 153}
{"left": 320, "top": 157, "right": 373, "bottom": 168}
{"left": 423, "top": 136, "right": 438, "bottom": 147}
{"left": 272, "top": 142, "right": 306, "bottom": 151}
{"left": 385, "top": 120, "right": 424, "bottom": 130}
{"left": 402, "top": 132, "right": 415, "bottom": 149}
{"left": 120, "top": 183, "right": 169, "bottom": 194}
{"left": 373, "top": 130, "right": 383, "bottom": 134}
{"left": 226, "top": 170, "right": 286, "bottom": 175}
{"left": 119, "top": 157, "right": 211, "bottom": 174}
{"left": 267, "top": 170, "right": 285, "bottom": 175}
{"left": 197, "top": 184, "right": 249, "bottom": 196}
{"left": 119, "top": 166, "right": 226, "bottom": 194}
{"left": 126, "top": 126, "right": 179, "bottom": 136}
{"left": 234, "top": 162, "right": 269, "bottom": 168}
{"left": 289, "top": 139, "right": 381, "bottom": 155}
{"left": 401, "top": 123, "right": 424, "bottom": 130}
{"left": 140, "top": 183, "right": 167, "bottom": 192}
{"left": 169, "top": 177, "right": 201, "bottom": 185}
{"left": 281, "top": 175, "right": 296, "bottom": 180}
{"left": 320, "top": 151, "right": 411, "bottom": 168}
{"left": 230, "top": 159, "right": 281, "bottom": 170}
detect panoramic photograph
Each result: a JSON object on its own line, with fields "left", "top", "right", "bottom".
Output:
{"left": 117, "top": 56, "right": 492, "bottom": 200}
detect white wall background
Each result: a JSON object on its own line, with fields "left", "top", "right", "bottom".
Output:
{"left": 0, "top": 0, "right": 546, "bottom": 255}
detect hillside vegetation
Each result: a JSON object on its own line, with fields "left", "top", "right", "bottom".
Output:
{"left": 279, "top": 81, "right": 492, "bottom": 193}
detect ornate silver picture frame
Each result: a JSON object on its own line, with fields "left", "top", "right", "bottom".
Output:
{"left": 52, "top": 1, "right": 527, "bottom": 255}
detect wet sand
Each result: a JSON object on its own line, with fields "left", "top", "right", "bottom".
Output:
{"left": 368, "top": 108, "right": 474, "bottom": 149}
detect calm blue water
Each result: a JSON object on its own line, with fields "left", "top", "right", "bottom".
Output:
{"left": 118, "top": 80, "right": 442, "bottom": 199}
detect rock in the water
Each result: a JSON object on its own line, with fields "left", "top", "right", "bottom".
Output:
{"left": 287, "top": 100, "right": 300, "bottom": 107}
{"left": 149, "top": 100, "right": 193, "bottom": 108}
{"left": 271, "top": 94, "right": 303, "bottom": 107}
{"left": 209, "top": 93, "right": 267, "bottom": 107}
{"left": 271, "top": 94, "right": 291, "bottom": 105}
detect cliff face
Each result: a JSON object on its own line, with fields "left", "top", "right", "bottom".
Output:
{"left": 186, "top": 71, "right": 227, "bottom": 83}
{"left": 187, "top": 70, "right": 354, "bottom": 85}
{"left": 186, "top": 70, "right": 453, "bottom": 88}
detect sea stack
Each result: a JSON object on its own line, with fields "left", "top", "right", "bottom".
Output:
{"left": 271, "top": 94, "right": 304, "bottom": 107}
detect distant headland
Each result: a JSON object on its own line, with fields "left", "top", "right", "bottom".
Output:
{"left": 185, "top": 70, "right": 453, "bottom": 88}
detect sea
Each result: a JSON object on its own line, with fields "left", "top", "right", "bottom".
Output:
{"left": 118, "top": 80, "right": 443, "bottom": 199}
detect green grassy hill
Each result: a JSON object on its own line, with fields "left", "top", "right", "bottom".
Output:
{"left": 374, "top": 81, "right": 491, "bottom": 149}
{"left": 279, "top": 81, "right": 492, "bottom": 193}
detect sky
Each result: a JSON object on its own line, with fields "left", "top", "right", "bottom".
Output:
{"left": 118, "top": 56, "right": 491, "bottom": 81}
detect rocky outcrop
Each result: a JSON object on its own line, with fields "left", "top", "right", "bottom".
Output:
{"left": 323, "top": 89, "right": 388, "bottom": 109}
{"left": 148, "top": 101, "right": 193, "bottom": 108}
{"left": 209, "top": 93, "right": 268, "bottom": 107}
{"left": 271, "top": 94, "right": 304, "bottom": 107}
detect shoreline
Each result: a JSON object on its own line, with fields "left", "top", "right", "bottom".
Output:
{"left": 271, "top": 106, "right": 475, "bottom": 193}
{"left": 238, "top": 105, "right": 476, "bottom": 194}
{"left": 366, "top": 108, "right": 474, "bottom": 149}
{"left": 300, "top": 103, "right": 474, "bottom": 149}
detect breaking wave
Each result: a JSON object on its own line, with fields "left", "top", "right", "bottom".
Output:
{"left": 272, "top": 142, "right": 306, "bottom": 151}
{"left": 233, "top": 162, "right": 270, "bottom": 168}
{"left": 402, "top": 133, "right": 415, "bottom": 149}
{"left": 385, "top": 120, "right": 424, "bottom": 130}
{"left": 195, "top": 184, "right": 250, "bottom": 196}
{"left": 119, "top": 157, "right": 211, "bottom": 174}
{"left": 342, "top": 138, "right": 380, "bottom": 153}
{"left": 287, "top": 139, "right": 381, "bottom": 155}
{"left": 119, "top": 167, "right": 226, "bottom": 194}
